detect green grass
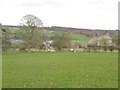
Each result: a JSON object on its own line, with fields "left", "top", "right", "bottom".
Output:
{"left": 2, "top": 52, "right": 118, "bottom": 88}
{"left": 70, "top": 33, "right": 90, "bottom": 41}
{"left": 10, "top": 28, "right": 19, "bottom": 33}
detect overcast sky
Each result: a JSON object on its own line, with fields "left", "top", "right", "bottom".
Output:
{"left": 0, "top": 0, "right": 119, "bottom": 30}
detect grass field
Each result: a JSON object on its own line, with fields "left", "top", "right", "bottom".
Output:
{"left": 2, "top": 52, "right": 118, "bottom": 88}
{"left": 70, "top": 33, "right": 90, "bottom": 41}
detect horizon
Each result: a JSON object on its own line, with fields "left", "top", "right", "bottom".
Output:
{"left": 2, "top": 24, "right": 118, "bottom": 30}
{"left": 0, "top": 0, "right": 119, "bottom": 30}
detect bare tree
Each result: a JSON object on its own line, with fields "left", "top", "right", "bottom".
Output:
{"left": 52, "top": 30, "right": 71, "bottom": 51}
{"left": 0, "top": 24, "right": 2, "bottom": 51}
{"left": 2, "top": 27, "right": 12, "bottom": 51}
{"left": 20, "top": 14, "right": 43, "bottom": 49}
{"left": 20, "top": 14, "right": 43, "bottom": 27}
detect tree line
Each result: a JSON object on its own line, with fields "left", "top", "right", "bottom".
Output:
{"left": 1, "top": 14, "right": 119, "bottom": 52}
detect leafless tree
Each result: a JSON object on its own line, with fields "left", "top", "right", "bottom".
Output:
{"left": 19, "top": 14, "right": 43, "bottom": 49}
{"left": 2, "top": 27, "right": 12, "bottom": 51}
{"left": 52, "top": 30, "right": 71, "bottom": 51}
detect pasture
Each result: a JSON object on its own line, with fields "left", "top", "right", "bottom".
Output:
{"left": 2, "top": 52, "right": 118, "bottom": 88}
{"left": 70, "top": 33, "right": 90, "bottom": 41}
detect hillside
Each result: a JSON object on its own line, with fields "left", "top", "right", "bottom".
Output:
{"left": 3, "top": 25, "right": 91, "bottom": 41}
{"left": 44, "top": 26, "right": 118, "bottom": 37}
{"left": 2, "top": 25, "right": 118, "bottom": 41}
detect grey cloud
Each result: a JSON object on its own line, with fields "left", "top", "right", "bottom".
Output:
{"left": 19, "top": 2, "right": 43, "bottom": 7}
{"left": 87, "top": 0, "right": 108, "bottom": 5}
{"left": 19, "top": 1, "right": 66, "bottom": 7}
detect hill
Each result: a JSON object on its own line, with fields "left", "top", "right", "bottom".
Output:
{"left": 43, "top": 26, "right": 118, "bottom": 37}
{"left": 2, "top": 25, "right": 118, "bottom": 41}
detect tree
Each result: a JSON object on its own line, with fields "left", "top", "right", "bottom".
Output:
{"left": 52, "top": 30, "right": 71, "bottom": 51}
{"left": 19, "top": 14, "right": 43, "bottom": 49}
{"left": 10, "top": 39, "right": 28, "bottom": 52}
{"left": 0, "top": 24, "right": 2, "bottom": 51}
{"left": 20, "top": 14, "right": 43, "bottom": 27}
{"left": 2, "top": 27, "right": 12, "bottom": 51}
{"left": 97, "top": 33, "right": 112, "bottom": 52}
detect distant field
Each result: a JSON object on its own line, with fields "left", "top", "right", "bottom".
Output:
{"left": 70, "top": 33, "right": 90, "bottom": 41}
{"left": 3, "top": 52, "right": 118, "bottom": 88}
{"left": 10, "top": 28, "right": 19, "bottom": 33}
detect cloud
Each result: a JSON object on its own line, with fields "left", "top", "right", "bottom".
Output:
{"left": 19, "top": 0, "right": 66, "bottom": 7}
{"left": 87, "top": 0, "right": 107, "bottom": 5}
{"left": 0, "top": 0, "right": 118, "bottom": 29}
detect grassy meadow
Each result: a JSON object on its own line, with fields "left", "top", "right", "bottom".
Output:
{"left": 2, "top": 52, "right": 118, "bottom": 88}
{"left": 70, "top": 33, "right": 90, "bottom": 41}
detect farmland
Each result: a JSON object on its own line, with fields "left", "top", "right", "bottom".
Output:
{"left": 2, "top": 52, "right": 118, "bottom": 88}
{"left": 1, "top": 6, "right": 119, "bottom": 89}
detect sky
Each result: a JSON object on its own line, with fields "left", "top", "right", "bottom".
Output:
{"left": 0, "top": 0, "right": 119, "bottom": 30}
